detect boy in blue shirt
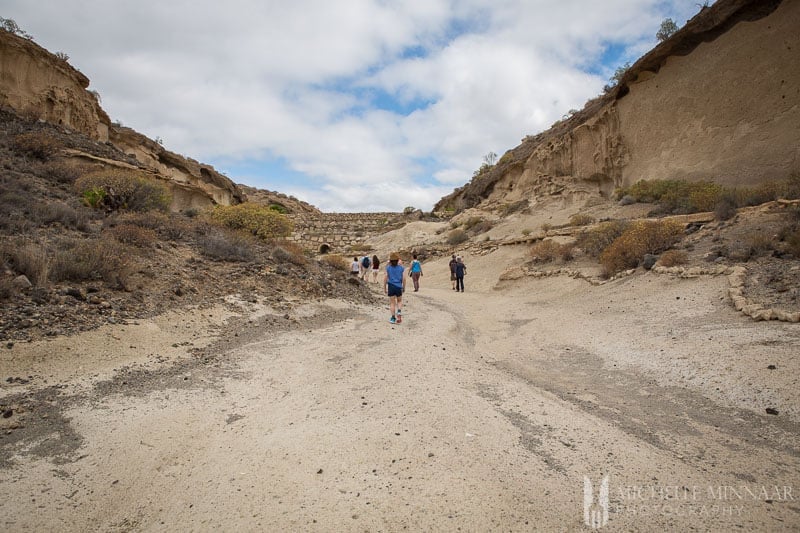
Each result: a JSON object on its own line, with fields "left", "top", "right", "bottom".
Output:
{"left": 383, "top": 252, "right": 406, "bottom": 324}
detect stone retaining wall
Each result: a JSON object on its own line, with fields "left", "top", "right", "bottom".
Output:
{"left": 288, "top": 212, "right": 401, "bottom": 254}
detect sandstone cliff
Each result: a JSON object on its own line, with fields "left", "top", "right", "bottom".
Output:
{"left": 0, "top": 29, "right": 109, "bottom": 141}
{"left": 0, "top": 28, "right": 245, "bottom": 211}
{"left": 436, "top": 0, "right": 800, "bottom": 213}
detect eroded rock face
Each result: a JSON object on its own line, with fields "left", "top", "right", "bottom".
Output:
{"left": 109, "top": 126, "right": 244, "bottom": 210}
{"left": 437, "top": 0, "right": 799, "bottom": 212}
{"left": 0, "top": 30, "right": 110, "bottom": 141}
{"left": 0, "top": 29, "right": 244, "bottom": 210}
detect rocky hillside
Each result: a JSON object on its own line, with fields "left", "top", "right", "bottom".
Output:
{"left": 436, "top": 0, "right": 798, "bottom": 214}
{"left": 0, "top": 28, "right": 302, "bottom": 213}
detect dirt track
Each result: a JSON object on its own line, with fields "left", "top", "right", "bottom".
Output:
{"left": 1, "top": 248, "right": 799, "bottom": 531}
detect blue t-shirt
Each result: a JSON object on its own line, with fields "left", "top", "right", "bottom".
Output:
{"left": 386, "top": 264, "right": 405, "bottom": 287}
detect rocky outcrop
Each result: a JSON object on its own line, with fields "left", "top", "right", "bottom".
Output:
{"left": 0, "top": 29, "right": 110, "bottom": 141}
{"left": 109, "top": 126, "right": 244, "bottom": 210}
{"left": 436, "top": 0, "right": 799, "bottom": 212}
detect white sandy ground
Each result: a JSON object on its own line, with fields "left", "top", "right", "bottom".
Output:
{"left": 1, "top": 244, "right": 799, "bottom": 531}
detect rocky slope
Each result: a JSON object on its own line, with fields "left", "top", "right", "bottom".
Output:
{"left": 0, "top": 29, "right": 248, "bottom": 211}
{"left": 436, "top": 0, "right": 799, "bottom": 214}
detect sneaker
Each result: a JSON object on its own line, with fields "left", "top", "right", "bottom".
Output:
{"left": 389, "top": 316, "right": 396, "bottom": 324}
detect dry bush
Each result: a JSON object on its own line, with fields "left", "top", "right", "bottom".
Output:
{"left": 197, "top": 229, "right": 256, "bottom": 262}
{"left": 560, "top": 242, "right": 576, "bottom": 262}
{"left": 529, "top": 239, "right": 563, "bottom": 264}
{"left": 714, "top": 192, "right": 738, "bottom": 221}
{"left": 568, "top": 213, "right": 596, "bottom": 227}
{"left": 272, "top": 241, "right": 307, "bottom": 266}
{"left": 447, "top": 228, "right": 468, "bottom": 245}
{"left": 618, "top": 179, "right": 723, "bottom": 214}
{"left": 114, "top": 211, "right": 193, "bottom": 241}
{"left": 599, "top": 220, "right": 683, "bottom": 276}
{"left": 658, "top": 249, "right": 688, "bottom": 267}
{"left": 10, "top": 131, "right": 62, "bottom": 161}
{"left": 49, "top": 237, "right": 134, "bottom": 286}
{"left": 0, "top": 275, "right": 17, "bottom": 300}
{"left": 4, "top": 241, "right": 50, "bottom": 286}
{"left": 785, "top": 227, "right": 800, "bottom": 258}
{"left": 741, "top": 231, "right": 775, "bottom": 258}
{"left": 105, "top": 224, "right": 157, "bottom": 248}
{"left": 575, "top": 220, "right": 629, "bottom": 257}
{"left": 32, "top": 201, "right": 88, "bottom": 230}
{"left": 320, "top": 254, "right": 349, "bottom": 271}
{"left": 39, "top": 161, "right": 83, "bottom": 185}
{"left": 75, "top": 169, "right": 172, "bottom": 212}
{"left": 540, "top": 223, "right": 553, "bottom": 233}
{"left": 210, "top": 202, "right": 293, "bottom": 240}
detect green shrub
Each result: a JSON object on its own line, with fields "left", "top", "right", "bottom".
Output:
{"left": 10, "top": 131, "right": 62, "bottom": 161}
{"left": 210, "top": 202, "right": 293, "bottom": 240}
{"left": 75, "top": 169, "right": 172, "bottom": 212}
{"left": 599, "top": 220, "right": 683, "bottom": 276}
{"left": 446, "top": 228, "right": 468, "bottom": 245}
{"left": 575, "top": 220, "right": 630, "bottom": 257}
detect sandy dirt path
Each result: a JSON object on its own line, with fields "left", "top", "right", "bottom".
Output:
{"left": 1, "top": 247, "right": 799, "bottom": 531}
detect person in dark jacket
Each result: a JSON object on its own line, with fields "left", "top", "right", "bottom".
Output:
{"left": 454, "top": 256, "right": 467, "bottom": 292}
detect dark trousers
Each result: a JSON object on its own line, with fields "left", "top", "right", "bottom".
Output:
{"left": 456, "top": 275, "right": 464, "bottom": 292}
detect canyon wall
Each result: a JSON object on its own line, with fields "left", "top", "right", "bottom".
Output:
{"left": 437, "top": 0, "right": 799, "bottom": 212}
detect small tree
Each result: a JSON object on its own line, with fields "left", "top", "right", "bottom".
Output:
{"left": 483, "top": 151, "right": 497, "bottom": 166}
{"left": 0, "top": 17, "right": 33, "bottom": 39}
{"left": 656, "top": 18, "right": 678, "bottom": 42}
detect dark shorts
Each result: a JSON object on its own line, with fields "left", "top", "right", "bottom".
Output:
{"left": 450, "top": 272, "right": 456, "bottom": 280}
{"left": 387, "top": 284, "right": 403, "bottom": 297}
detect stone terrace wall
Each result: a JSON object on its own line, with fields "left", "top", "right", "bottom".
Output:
{"left": 288, "top": 212, "right": 401, "bottom": 254}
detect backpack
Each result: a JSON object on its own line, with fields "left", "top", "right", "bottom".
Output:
{"left": 361, "top": 256, "right": 371, "bottom": 268}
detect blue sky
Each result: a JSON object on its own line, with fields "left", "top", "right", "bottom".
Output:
{"left": 3, "top": 0, "right": 701, "bottom": 212}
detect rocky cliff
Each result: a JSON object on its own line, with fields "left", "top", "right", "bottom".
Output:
{"left": 436, "top": 0, "right": 799, "bottom": 213}
{"left": 0, "top": 28, "right": 245, "bottom": 211}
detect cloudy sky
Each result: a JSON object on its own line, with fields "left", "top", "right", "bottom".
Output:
{"left": 4, "top": 1, "right": 699, "bottom": 212}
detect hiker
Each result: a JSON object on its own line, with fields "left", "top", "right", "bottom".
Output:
{"left": 360, "top": 255, "right": 371, "bottom": 279}
{"left": 454, "top": 256, "right": 467, "bottom": 292}
{"left": 409, "top": 253, "right": 423, "bottom": 292}
{"left": 371, "top": 254, "right": 380, "bottom": 283}
{"left": 351, "top": 257, "right": 361, "bottom": 276}
{"left": 384, "top": 251, "right": 406, "bottom": 324}
{"left": 449, "top": 254, "right": 458, "bottom": 290}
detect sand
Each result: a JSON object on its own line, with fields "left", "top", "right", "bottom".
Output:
{"left": 0, "top": 244, "right": 798, "bottom": 531}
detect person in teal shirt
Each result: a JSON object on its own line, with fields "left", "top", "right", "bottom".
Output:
{"left": 383, "top": 252, "right": 406, "bottom": 324}
{"left": 409, "top": 253, "right": 423, "bottom": 292}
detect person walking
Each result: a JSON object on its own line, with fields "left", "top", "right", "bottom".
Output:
{"left": 360, "top": 255, "right": 371, "bottom": 280}
{"left": 448, "top": 254, "right": 458, "bottom": 290}
{"left": 384, "top": 252, "right": 406, "bottom": 324}
{"left": 351, "top": 257, "right": 361, "bottom": 277}
{"left": 371, "top": 254, "right": 380, "bottom": 283}
{"left": 454, "top": 256, "right": 467, "bottom": 292}
{"left": 409, "top": 253, "right": 423, "bottom": 292}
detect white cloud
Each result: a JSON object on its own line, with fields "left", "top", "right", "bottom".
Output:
{"left": 2, "top": 0, "right": 699, "bottom": 211}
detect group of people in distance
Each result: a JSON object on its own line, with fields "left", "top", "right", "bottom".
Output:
{"left": 350, "top": 252, "right": 467, "bottom": 324}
